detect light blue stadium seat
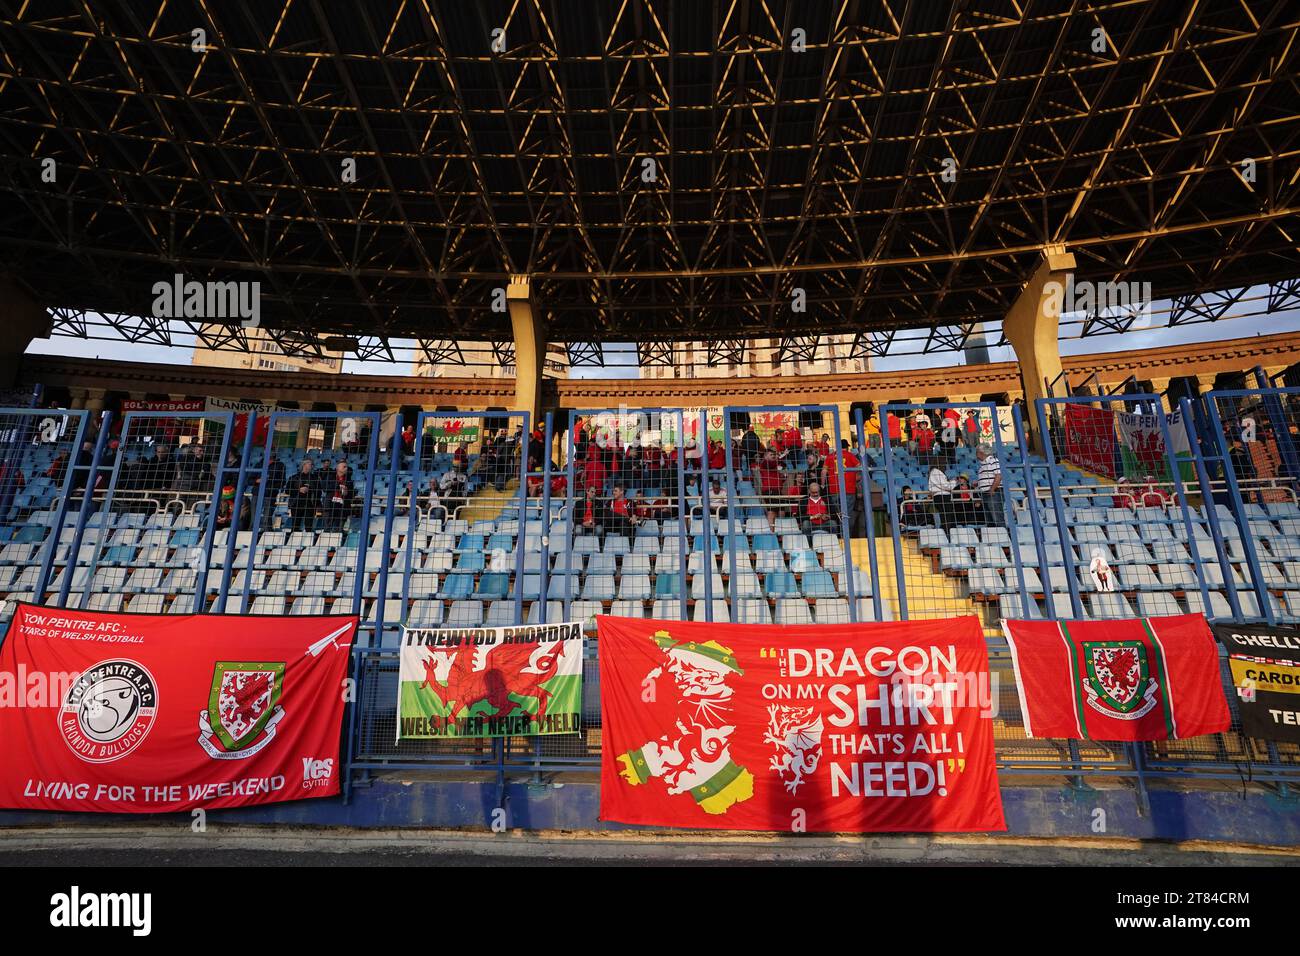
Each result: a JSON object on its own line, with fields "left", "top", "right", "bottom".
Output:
{"left": 690, "top": 573, "right": 725, "bottom": 600}
{"left": 801, "top": 569, "right": 837, "bottom": 598}
{"left": 939, "top": 547, "right": 973, "bottom": 571}
{"left": 604, "top": 535, "right": 631, "bottom": 556}
{"left": 735, "top": 599, "right": 772, "bottom": 624}
{"left": 1088, "top": 592, "right": 1136, "bottom": 619}
{"left": 610, "top": 599, "right": 645, "bottom": 618}
{"left": 775, "top": 598, "right": 813, "bottom": 625}
{"left": 998, "top": 593, "right": 1042, "bottom": 620}
{"left": 439, "top": 572, "right": 475, "bottom": 599}
{"left": 409, "top": 599, "right": 443, "bottom": 626}
{"left": 528, "top": 600, "right": 568, "bottom": 624}
{"left": 547, "top": 576, "right": 579, "bottom": 600}
{"left": 651, "top": 599, "right": 685, "bottom": 620}
{"left": 579, "top": 573, "right": 615, "bottom": 601}
{"left": 473, "top": 572, "right": 510, "bottom": 600}
{"left": 451, "top": 549, "right": 484, "bottom": 571}
{"left": 446, "top": 601, "right": 483, "bottom": 627}
{"left": 633, "top": 535, "right": 660, "bottom": 555}
{"left": 653, "top": 573, "right": 680, "bottom": 598}
{"left": 1137, "top": 592, "right": 1183, "bottom": 617}
{"left": 616, "top": 574, "right": 650, "bottom": 598}
{"left": 693, "top": 600, "right": 730, "bottom": 622}
{"left": 486, "top": 601, "right": 518, "bottom": 626}
{"left": 764, "top": 571, "right": 799, "bottom": 597}
{"left": 967, "top": 568, "right": 1006, "bottom": 595}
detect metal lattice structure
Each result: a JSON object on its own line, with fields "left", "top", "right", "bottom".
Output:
{"left": 1, "top": 0, "right": 1298, "bottom": 356}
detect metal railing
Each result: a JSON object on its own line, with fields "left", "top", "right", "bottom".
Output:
{"left": 2, "top": 394, "right": 1299, "bottom": 804}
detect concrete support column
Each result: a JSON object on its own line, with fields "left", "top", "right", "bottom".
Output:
{"left": 507, "top": 275, "right": 545, "bottom": 421}
{"left": 1002, "top": 245, "right": 1077, "bottom": 450}
{"left": 83, "top": 388, "right": 106, "bottom": 416}
{"left": 0, "top": 275, "right": 51, "bottom": 388}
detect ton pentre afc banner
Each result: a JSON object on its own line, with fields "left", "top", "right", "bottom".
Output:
{"left": 0, "top": 603, "right": 356, "bottom": 812}
{"left": 1214, "top": 622, "right": 1300, "bottom": 743}
{"left": 598, "top": 615, "right": 1005, "bottom": 833}
{"left": 398, "top": 621, "right": 584, "bottom": 739}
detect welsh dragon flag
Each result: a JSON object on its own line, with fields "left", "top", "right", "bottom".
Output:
{"left": 1001, "top": 614, "right": 1230, "bottom": 740}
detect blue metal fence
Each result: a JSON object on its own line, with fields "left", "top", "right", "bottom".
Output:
{"left": 1, "top": 394, "right": 1299, "bottom": 799}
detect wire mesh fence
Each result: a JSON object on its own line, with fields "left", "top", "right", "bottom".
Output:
{"left": 3, "top": 395, "right": 1300, "bottom": 788}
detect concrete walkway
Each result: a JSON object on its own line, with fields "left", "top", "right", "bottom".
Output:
{"left": 0, "top": 826, "right": 1296, "bottom": 865}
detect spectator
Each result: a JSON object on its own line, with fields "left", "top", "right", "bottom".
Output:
{"left": 754, "top": 449, "right": 784, "bottom": 510}
{"left": 258, "top": 454, "right": 286, "bottom": 528}
{"left": 953, "top": 473, "right": 976, "bottom": 526}
{"left": 286, "top": 460, "right": 322, "bottom": 530}
{"left": 707, "top": 439, "right": 727, "bottom": 472}
{"left": 886, "top": 412, "right": 902, "bottom": 448}
{"left": 1112, "top": 478, "right": 1137, "bottom": 512}
{"left": 608, "top": 484, "right": 639, "bottom": 537}
{"left": 1140, "top": 476, "right": 1169, "bottom": 509}
{"left": 914, "top": 417, "right": 937, "bottom": 463}
{"left": 740, "top": 424, "right": 763, "bottom": 470}
{"left": 827, "top": 440, "right": 864, "bottom": 536}
{"left": 439, "top": 467, "right": 467, "bottom": 516}
{"left": 799, "top": 481, "right": 833, "bottom": 536}
{"left": 897, "top": 485, "right": 927, "bottom": 532}
{"left": 583, "top": 449, "right": 608, "bottom": 496}
{"left": 928, "top": 465, "right": 957, "bottom": 530}
{"left": 963, "top": 411, "right": 981, "bottom": 450}
{"left": 577, "top": 485, "right": 606, "bottom": 538}
{"left": 322, "top": 460, "right": 353, "bottom": 532}
{"left": 976, "top": 444, "right": 1004, "bottom": 527}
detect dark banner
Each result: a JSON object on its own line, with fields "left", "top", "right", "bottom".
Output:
{"left": 1213, "top": 623, "right": 1300, "bottom": 744}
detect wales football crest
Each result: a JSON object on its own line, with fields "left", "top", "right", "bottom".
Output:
{"left": 198, "top": 661, "right": 286, "bottom": 759}
{"left": 1082, "top": 641, "right": 1158, "bottom": 719}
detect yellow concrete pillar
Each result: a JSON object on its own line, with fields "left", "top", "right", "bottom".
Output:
{"left": 507, "top": 275, "right": 544, "bottom": 421}
{"left": 1002, "top": 245, "right": 1077, "bottom": 449}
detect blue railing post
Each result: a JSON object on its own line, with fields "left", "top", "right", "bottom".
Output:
{"left": 1034, "top": 399, "right": 1083, "bottom": 619}
{"left": 190, "top": 413, "right": 238, "bottom": 612}
{"left": 1180, "top": 398, "right": 1227, "bottom": 618}
{"left": 674, "top": 410, "right": 688, "bottom": 622}
{"left": 241, "top": 414, "right": 281, "bottom": 614}
{"left": 561, "top": 413, "right": 578, "bottom": 620}
{"left": 1157, "top": 402, "right": 1213, "bottom": 615}
{"left": 878, "top": 406, "right": 908, "bottom": 619}
{"left": 214, "top": 412, "right": 258, "bottom": 612}
{"left": 1203, "top": 396, "right": 1274, "bottom": 623}
{"left": 31, "top": 410, "right": 91, "bottom": 601}
{"left": 537, "top": 411, "right": 555, "bottom": 624}
{"left": 853, "top": 409, "right": 884, "bottom": 622}
{"left": 997, "top": 410, "right": 1032, "bottom": 619}
{"left": 829, "top": 414, "right": 859, "bottom": 623}
{"left": 698, "top": 410, "right": 715, "bottom": 621}
{"left": 372, "top": 412, "right": 406, "bottom": 647}
{"left": 720, "top": 410, "right": 742, "bottom": 618}
{"left": 350, "top": 415, "right": 383, "bottom": 630}
{"left": 57, "top": 410, "right": 113, "bottom": 609}
{"left": 1013, "top": 405, "right": 1054, "bottom": 619}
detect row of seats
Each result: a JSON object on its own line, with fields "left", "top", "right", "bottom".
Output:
{"left": 1001, "top": 589, "right": 1292, "bottom": 622}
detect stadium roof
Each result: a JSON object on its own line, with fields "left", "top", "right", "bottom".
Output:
{"left": 2, "top": 0, "right": 1298, "bottom": 363}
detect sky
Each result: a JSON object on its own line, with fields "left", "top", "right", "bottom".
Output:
{"left": 24, "top": 298, "right": 1300, "bottom": 380}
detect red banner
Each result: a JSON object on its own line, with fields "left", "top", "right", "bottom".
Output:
{"left": 598, "top": 616, "right": 1005, "bottom": 833}
{"left": 0, "top": 603, "right": 356, "bottom": 812}
{"left": 1062, "top": 403, "right": 1118, "bottom": 478}
{"left": 1002, "top": 614, "right": 1230, "bottom": 741}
